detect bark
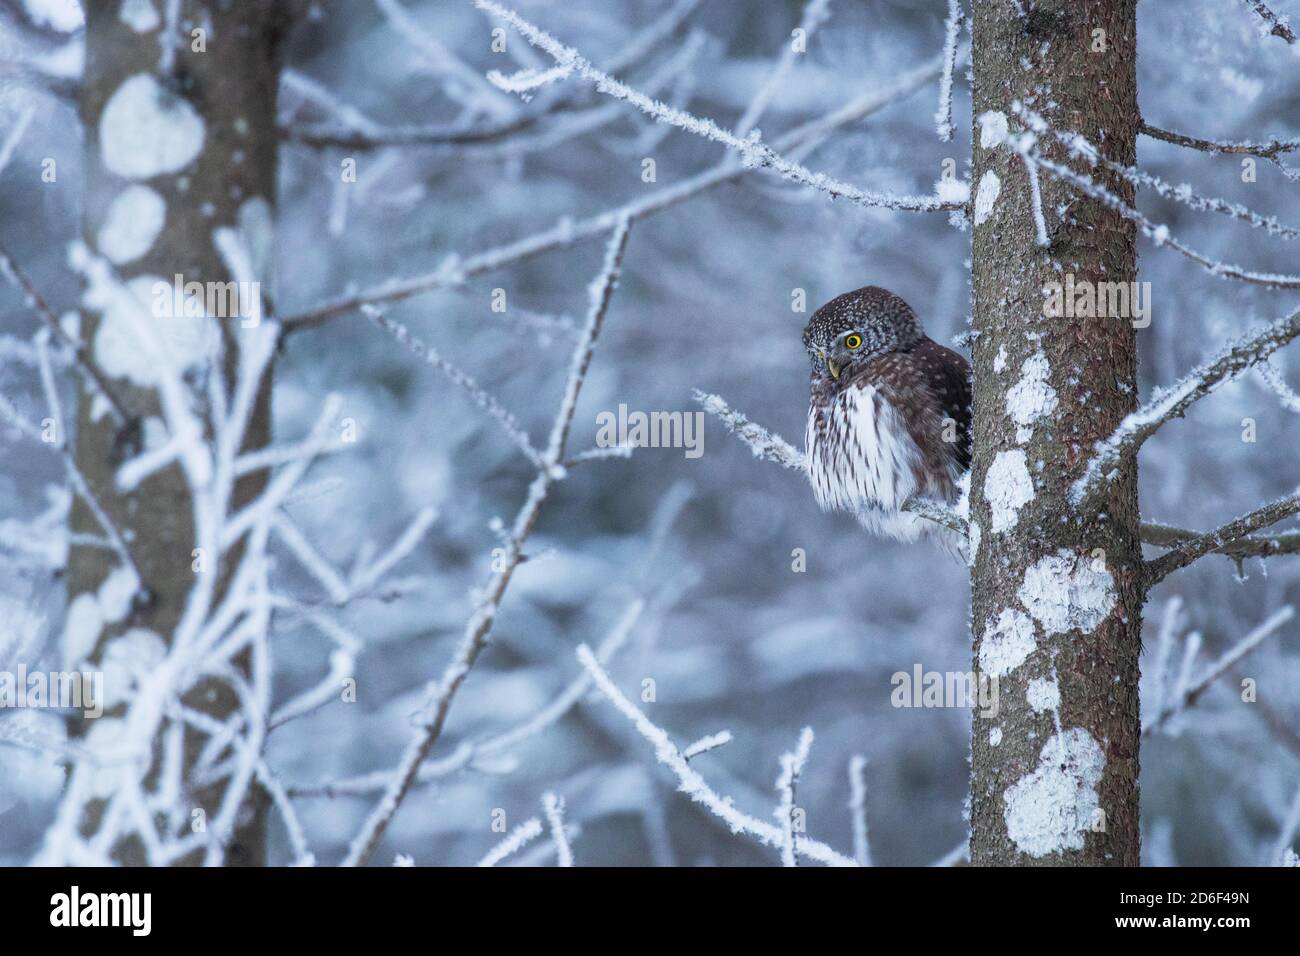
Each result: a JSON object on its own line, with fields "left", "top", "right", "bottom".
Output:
{"left": 968, "top": 0, "right": 1143, "bottom": 865}
{"left": 69, "top": 1, "right": 290, "bottom": 865}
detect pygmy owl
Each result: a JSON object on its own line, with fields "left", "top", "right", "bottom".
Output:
{"left": 802, "top": 286, "right": 972, "bottom": 543}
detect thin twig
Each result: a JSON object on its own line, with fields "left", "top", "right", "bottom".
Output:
{"left": 340, "top": 219, "right": 631, "bottom": 867}
{"left": 1142, "top": 607, "right": 1295, "bottom": 734}
{"left": 287, "top": 0, "right": 703, "bottom": 149}
{"left": 1140, "top": 521, "right": 1300, "bottom": 562}
{"left": 1238, "top": 0, "right": 1296, "bottom": 43}
{"left": 541, "top": 792, "right": 573, "bottom": 866}
{"left": 1145, "top": 492, "right": 1300, "bottom": 586}
{"left": 575, "top": 644, "right": 856, "bottom": 866}
{"left": 280, "top": 54, "right": 945, "bottom": 331}
{"left": 0, "top": 239, "right": 132, "bottom": 427}
{"left": 477, "top": 0, "right": 956, "bottom": 215}
{"left": 1140, "top": 121, "right": 1300, "bottom": 160}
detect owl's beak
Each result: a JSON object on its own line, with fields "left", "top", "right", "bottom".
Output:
{"left": 827, "top": 358, "right": 841, "bottom": 379}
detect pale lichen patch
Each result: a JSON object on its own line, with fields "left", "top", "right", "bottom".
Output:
{"left": 1003, "top": 727, "right": 1105, "bottom": 858}
{"left": 974, "top": 170, "right": 1001, "bottom": 226}
{"left": 978, "top": 110, "right": 1009, "bottom": 149}
{"left": 97, "top": 185, "right": 166, "bottom": 265}
{"left": 1018, "top": 550, "right": 1116, "bottom": 635}
{"left": 1006, "top": 351, "right": 1057, "bottom": 445}
{"left": 985, "top": 449, "right": 1034, "bottom": 533}
{"left": 979, "top": 607, "right": 1036, "bottom": 677}
{"left": 1026, "top": 676, "right": 1060, "bottom": 713}
{"left": 100, "top": 74, "right": 205, "bottom": 180}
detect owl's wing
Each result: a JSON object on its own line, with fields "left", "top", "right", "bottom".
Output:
{"left": 853, "top": 337, "right": 972, "bottom": 503}
{"left": 911, "top": 336, "right": 973, "bottom": 472}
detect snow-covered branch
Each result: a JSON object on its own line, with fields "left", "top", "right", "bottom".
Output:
{"left": 541, "top": 792, "right": 574, "bottom": 866}
{"left": 692, "top": 390, "right": 805, "bottom": 470}
{"left": 1031, "top": 112, "right": 1300, "bottom": 240}
{"left": 848, "top": 754, "right": 872, "bottom": 866}
{"left": 1143, "top": 606, "right": 1295, "bottom": 734}
{"left": 575, "top": 644, "right": 857, "bottom": 866}
{"left": 1072, "top": 308, "right": 1300, "bottom": 506}
{"left": 285, "top": 0, "right": 703, "bottom": 149}
{"left": 0, "top": 238, "right": 132, "bottom": 428}
{"left": 1238, "top": 0, "right": 1296, "bottom": 43}
{"left": 29, "top": 251, "right": 423, "bottom": 864}
{"left": 476, "top": 0, "right": 956, "bottom": 214}
{"left": 736, "top": 0, "right": 832, "bottom": 137}
{"left": 377, "top": 0, "right": 517, "bottom": 120}
{"left": 1140, "top": 120, "right": 1300, "bottom": 163}
{"left": 682, "top": 730, "right": 733, "bottom": 760}
{"left": 280, "top": 53, "right": 947, "bottom": 330}
{"left": 1024, "top": 145, "right": 1300, "bottom": 289}
{"left": 288, "top": 596, "right": 644, "bottom": 798}
{"left": 365, "top": 304, "right": 546, "bottom": 469}
{"left": 476, "top": 818, "right": 543, "bottom": 866}
{"left": 340, "top": 218, "right": 632, "bottom": 867}
{"left": 1145, "top": 490, "right": 1300, "bottom": 585}
{"left": 775, "top": 726, "right": 814, "bottom": 867}
{"left": 1141, "top": 521, "right": 1300, "bottom": 565}
{"left": 1257, "top": 359, "right": 1300, "bottom": 412}
{"left": 0, "top": 334, "right": 143, "bottom": 591}
{"left": 934, "top": 0, "right": 964, "bottom": 142}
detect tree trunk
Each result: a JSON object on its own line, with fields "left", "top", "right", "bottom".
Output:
{"left": 69, "top": 1, "right": 289, "bottom": 865}
{"left": 968, "top": 0, "right": 1143, "bottom": 865}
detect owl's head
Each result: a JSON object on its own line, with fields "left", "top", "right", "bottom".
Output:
{"left": 801, "top": 286, "right": 922, "bottom": 379}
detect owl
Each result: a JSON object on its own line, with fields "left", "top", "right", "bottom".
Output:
{"left": 802, "top": 286, "right": 972, "bottom": 544}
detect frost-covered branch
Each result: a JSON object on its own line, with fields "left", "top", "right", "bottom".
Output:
{"left": 477, "top": 0, "right": 956, "bottom": 214}
{"left": 1141, "top": 521, "right": 1300, "bottom": 564}
{"left": 376, "top": 0, "right": 516, "bottom": 119}
{"left": 1238, "top": 0, "right": 1296, "bottom": 43}
{"left": 934, "top": 0, "right": 964, "bottom": 142}
{"left": 575, "top": 644, "right": 857, "bottom": 866}
{"left": 1030, "top": 112, "right": 1300, "bottom": 240}
{"left": 736, "top": 0, "right": 832, "bottom": 138}
{"left": 1143, "top": 606, "right": 1295, "bottom": 734}
{"left": 365, "top": 304, "right": 546, "bottom": 469}
{"left": 0, "top": 334, "right": 143, "bottom": 592}
{"left": 31, "top": 280, "right": 405, "bottom": 864}
{"left": 692, "top": 390, "right": 805, "bottom": 470}
{"left": 341, "top": 219, "right": 632, "bottom": 867}
{"left": 848, "top": 754, "right": 872, "bottom": 866}
{"left": 477, "top": 818, "right": 543, "bottom": 866}
{"left": 1257, "top": 358, "right": 1300, "bottom": 412}
{"left": 0, "top": 238, "right": 132, "bottom": 428}
{"left": 287, "top": 596, "right": 643, "bottom": 798}
{"left": 1073, "top": 308, "right": 1300, "bottom": 505}
{"left": 1140, "top": 120, "right": 1300, "bottom": 162}
{"left": 775, "top": 726, "right": 814, "bottom": 866}
{"left": 1145, "top": 490, "right": 1300, "bottom": 585}
{"left": 1024, "top": 144, "right": 1300, "bottom": 289}
{"left": 541, "top": 792, "right": 574, "bottom": 866}
{"left": 682, "top": 730, "right": 733, "bottom": 760}
{"left": 286, "top": 0, "right": 703, "bottom": 149}
{"left": 281, "top": 54, "right": 946, "bottom": 330}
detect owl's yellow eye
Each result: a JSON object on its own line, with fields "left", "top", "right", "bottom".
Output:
{"left": 844, "top": 333, "right": 863, "bottom": 350}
